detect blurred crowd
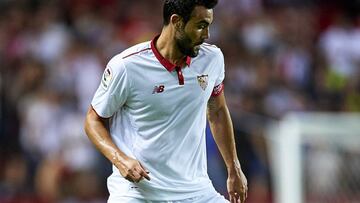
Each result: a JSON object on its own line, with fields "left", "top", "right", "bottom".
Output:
{"left": 0, "top": 0, "right": 359, "bottom": 202}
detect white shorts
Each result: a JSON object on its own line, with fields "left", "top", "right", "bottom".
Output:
{"left": 108, "top": 189, "right": 229, "bottom": 203}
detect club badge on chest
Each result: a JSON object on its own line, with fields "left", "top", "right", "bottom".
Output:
{"left": 197, "top": 74, "right": 208, "bottom": 91}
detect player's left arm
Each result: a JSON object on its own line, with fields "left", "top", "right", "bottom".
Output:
{"left": 207, "top": 91, "right": 248, "bottom": 203}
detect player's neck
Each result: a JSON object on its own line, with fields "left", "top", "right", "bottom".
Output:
{"left": 156, "top": 30, "right": 187, "bottom": 66}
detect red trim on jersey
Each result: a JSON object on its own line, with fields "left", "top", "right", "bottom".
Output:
{"left": 122, "top": 48, "right": 151, "bottom": 59}
{"left": 185, "top": 55, "right": 191, "bottom": 66}
{"left": 151, "top": 35, "right": 190, "bottom": 85}
{"left": 176, "top": 66, "right": 184, "bottom": 85}
{"left": 211, "top": 83, "right": 224, "bottom": 97}
{"left": 150, "top": 35, "right": 191, "bottom": 72}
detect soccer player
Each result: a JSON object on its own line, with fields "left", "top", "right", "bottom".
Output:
{"left": 84, "top": 0, "right": 248, "bottom": 202}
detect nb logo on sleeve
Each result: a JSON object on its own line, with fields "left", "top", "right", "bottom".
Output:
{"left": 152, "top": 85, "right": 165, "bottom": 94}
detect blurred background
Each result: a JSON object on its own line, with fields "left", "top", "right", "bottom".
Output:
{"left": 0, "top": 0, "right": 359, "bottom": 202}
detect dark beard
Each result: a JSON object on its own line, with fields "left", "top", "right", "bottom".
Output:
{"left": 175, "top": 29, "right": 200, "bottom": 57}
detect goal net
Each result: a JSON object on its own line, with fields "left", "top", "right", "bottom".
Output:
{"left": 266, "top": 113, "right": 360, "bottom": 203}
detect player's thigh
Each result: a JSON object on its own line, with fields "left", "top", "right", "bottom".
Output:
{"left": 180, "top": 192, "right": 229, "bottom": 203}
{"left": 198, "top": 192, "right": 229, "bottom": 203}
{"left": 108, "top": 196, "right": 147, "bottom": 203}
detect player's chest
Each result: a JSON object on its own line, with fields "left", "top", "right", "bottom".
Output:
{"left": 126, "top": 65, "right": 217, "bottom": 111}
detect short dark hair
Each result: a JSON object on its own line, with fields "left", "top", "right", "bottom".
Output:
{"left": 163, "top": 0, "right": 218, "bottom": 25}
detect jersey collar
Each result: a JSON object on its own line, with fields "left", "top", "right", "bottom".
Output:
{"left": 151, "top": 35, "right": 191, "bottom": 72}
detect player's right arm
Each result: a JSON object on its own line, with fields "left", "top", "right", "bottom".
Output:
{"left": 85, "top": 57, "right": 149, "bottom": 183}
{"left": 84, "top": 107, "right": 150, "bottom": 182}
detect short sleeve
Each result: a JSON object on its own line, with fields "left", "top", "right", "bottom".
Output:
{"left": 211, "top": 50, "right": 225, "bottom": 97}
{"left": 91, "top": 59, "right": 129, "bottom": 118}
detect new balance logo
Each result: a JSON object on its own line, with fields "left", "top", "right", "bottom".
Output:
{"left": 152, "top": 85, "right": 165, "bottom": 94}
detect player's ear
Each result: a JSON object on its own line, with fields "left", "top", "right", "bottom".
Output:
{"left": 170, "top": 14, "right": 183, "bottom": 30}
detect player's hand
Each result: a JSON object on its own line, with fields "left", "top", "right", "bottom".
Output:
{"left": 116, "top": 157, "right": 150, "bottom": 183}
{"left": 227, "top": 164, "right": 248, "bottom": 203}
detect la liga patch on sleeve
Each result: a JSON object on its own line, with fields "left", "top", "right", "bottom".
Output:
{"left": 101, "top": 67, "right": 113, "bottom": 90}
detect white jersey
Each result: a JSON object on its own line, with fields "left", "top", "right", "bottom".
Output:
{"left": 91, "top": 36, "right": 225, "bottom": 201}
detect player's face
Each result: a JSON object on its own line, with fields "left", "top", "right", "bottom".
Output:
{"left": 175, "top": 6, "right": 213, "bottom": 57}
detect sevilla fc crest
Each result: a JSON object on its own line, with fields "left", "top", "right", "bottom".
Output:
{"left": 197, "top": 74, "right": 208, "bottom": 90}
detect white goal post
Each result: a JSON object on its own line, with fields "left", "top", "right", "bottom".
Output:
{"left": 266, "top": 113, "right": 360, "bottom": 203}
